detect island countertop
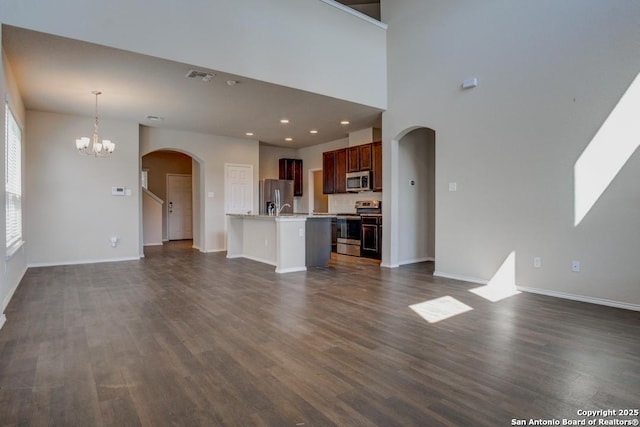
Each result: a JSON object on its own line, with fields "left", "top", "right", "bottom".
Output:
{"left": 226, "top": 214, "right": 332, "bottom": 273}
{"left": 226, "top": 213, "right": 336, "bottom": 219}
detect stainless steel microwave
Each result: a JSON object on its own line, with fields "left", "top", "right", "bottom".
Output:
{"left": 346, "top": 171, "right": 371, "bottom": 192}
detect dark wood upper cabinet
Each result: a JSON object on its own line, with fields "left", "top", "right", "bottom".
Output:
{"left": 323, "top": 143, "right": 378, "bottom": 194}
{"left": 359, "top": 143, "right": 372, "bottom": 171}
{"left": 372, "top": 141, "right": 382, "bottom": 191}
{"left": 322, "top": 151, "right": 336, "bottom": 194}
{"left": 335, "top": 149, "right": 347, "bottom": 193}
{"left": 279, "top": 158, "right": 303, "bottom": 196}
{"left": 347, "top": 147, "right": 360, "bottom": 172}
{"left": 347, "top": 144, "right": 372, "bottom": 171}
{"left": 323, "top": 148, "right": 347, "bottom": 194}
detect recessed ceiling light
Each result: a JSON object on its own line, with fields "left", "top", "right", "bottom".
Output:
{"left": 280, "top": 119, "right": 289, "bottom": 124}
{"left": 309, "top": 130, "right": 318, "bottom": 134}
{"left": 285, "top": 137, "right": 293, "bottom": 141}
{"left": 340, "top": 120, "right": 350, "bottom": 125}
{"left": 245, "top": 132, "right": 254, "bottom": 136}
{"left": 146, "top": 115, "right": 164, "bottom": 121}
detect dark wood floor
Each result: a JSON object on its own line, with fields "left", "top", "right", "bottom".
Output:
{"left": 1, "top": 241, "right": 639, "bottom": 426}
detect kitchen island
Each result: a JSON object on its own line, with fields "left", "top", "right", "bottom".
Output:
{"left": 226, "top": 214, "right": 333, "bottom": 273}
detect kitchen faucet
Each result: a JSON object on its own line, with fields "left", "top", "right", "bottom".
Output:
{"left": 273, "top": 189, "right": 291, "bottom": 216}
{"left": 277, "top": 203, "right": 291, "bottom": 215}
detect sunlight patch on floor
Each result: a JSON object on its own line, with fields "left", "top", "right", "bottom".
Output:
{"left": 470, "top": 251, "right": 521, "bottom": 302}
{"left": 409, "top": 296, "right": 473, "bottom": 323}
{"left": 574, "top": 72, "right": 640, "bottom": 226}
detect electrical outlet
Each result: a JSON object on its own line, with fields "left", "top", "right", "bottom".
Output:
{"left": 533, "top": 257, "right": 541, "bottom": 268}
{"left": 571, "top": 260, "right": 581, "bottom": 272}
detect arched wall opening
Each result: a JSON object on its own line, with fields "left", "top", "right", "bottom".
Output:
{"left": 141, "top": 149, "right": 204, "bottom": 251}
{"left": 389, "top": 126, "right": 436, "bottom": 267}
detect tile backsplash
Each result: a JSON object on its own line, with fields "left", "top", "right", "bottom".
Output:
{"left": 329, "top": 192, "right": 382, "bottom": 213}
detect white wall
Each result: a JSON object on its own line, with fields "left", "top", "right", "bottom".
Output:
{"left": 382, "top": 0, "right": 640, "bottom": 307}
{"left": 0, "top": 47, "right": 27, "bottom": 324}
{"left": 140, "top": 126, "right": 259, "bottom": 252}
{"left": 259, "top": 144, "right": 297, "bottom": 181}
{"left": 0, "top": 0, "right": 386, "bottom": 109}
{"left": 25, "top": 111, "right": 140, "bottom": 266}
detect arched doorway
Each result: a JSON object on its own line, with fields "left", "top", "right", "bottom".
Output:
{"left": 141, "top": 149, "right": 202, "bottom": 250}
{"left": 394, "top": 127, "right": 436, "bottom": 267}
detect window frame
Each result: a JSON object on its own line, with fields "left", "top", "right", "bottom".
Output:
{"left": 5, "top": 101, "right": 24, "bottom": 258}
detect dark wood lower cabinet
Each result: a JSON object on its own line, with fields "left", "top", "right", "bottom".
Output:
{"left": 361, "top": 216, "right": 382, "bottom": 259}
{"left": 331, "top": 217, "right": 337, "bottom": 252}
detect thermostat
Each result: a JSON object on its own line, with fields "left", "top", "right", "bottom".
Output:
{"left": 112, "top": 186, "right": 125, "bottom": 196}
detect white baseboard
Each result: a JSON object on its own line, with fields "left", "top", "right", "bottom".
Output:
{"left": 228, "top": 254, "right": 276, "bottom": 267}
{"left": 275, "top": 266, "right": 307, "bottom": 274}
{"left": 28, "top": 256, "right": 141, "bottom": 268}
{"left": 143, "top": 242, "right": 163, "bottom": 247}
{"left": 433, "top": 271, "right": 488, "bottom": 285}
{"left": 432, "top": 271, "right": 640, "bottom": 312}
{"left": 2, "top": 264, "right": 27, "bottom": 313}
{"left": 399, "top": 257, "right": 432, "bottom": 266}
{"left": 1, "top": 263, "right": 27, "bottom": 330}
{"left": 380, "top": 262, "right": 399, "bottom": 268}
{"left": 381, "top": 257, "right": 434, "bottom": 269}
{"left": 203, "top": 248, "right": 225, "bottom": 253}
{"left": 517, "top": 286, "right": 640, "bottom": 312}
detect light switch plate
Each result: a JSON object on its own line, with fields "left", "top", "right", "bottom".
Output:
{"left": 112, "top": 186, "right": 125, "bottom": 196}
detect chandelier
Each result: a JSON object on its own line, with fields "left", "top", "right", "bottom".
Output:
{"left": 75, "top": 91, "right": 115, "bottom": 156}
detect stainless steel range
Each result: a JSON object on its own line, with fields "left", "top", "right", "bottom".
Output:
{"left": 336, "top": 200, "right": 381, "bottom": 257}
{"left": 336, "top": 213, "right": 362, "bottom": 256}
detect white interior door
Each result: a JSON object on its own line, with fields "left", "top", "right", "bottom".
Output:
{"left": 167, "top": 174, "right": 193, "bottom": 240}
{"left": 225, "top": 164, "right": 253, "bottom": 214}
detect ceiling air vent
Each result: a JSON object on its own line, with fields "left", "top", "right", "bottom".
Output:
{"left": 185, "top": 69, "right": 215, "bottom": 82}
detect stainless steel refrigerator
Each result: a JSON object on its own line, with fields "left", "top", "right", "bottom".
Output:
{"left": 259, "top": 179, "right": 294, "bottom": 215}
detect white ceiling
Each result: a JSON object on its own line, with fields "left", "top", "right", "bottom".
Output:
{"left": 2, "top": 25, "right": 383, "bottom": 148}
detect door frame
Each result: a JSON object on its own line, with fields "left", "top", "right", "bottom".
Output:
{"left": 307, "top": 167, "right": 327, "bottom": 214}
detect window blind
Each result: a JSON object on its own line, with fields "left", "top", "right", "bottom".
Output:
{"left": 5, "top": 103, "right": 22, "bottom": 250}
